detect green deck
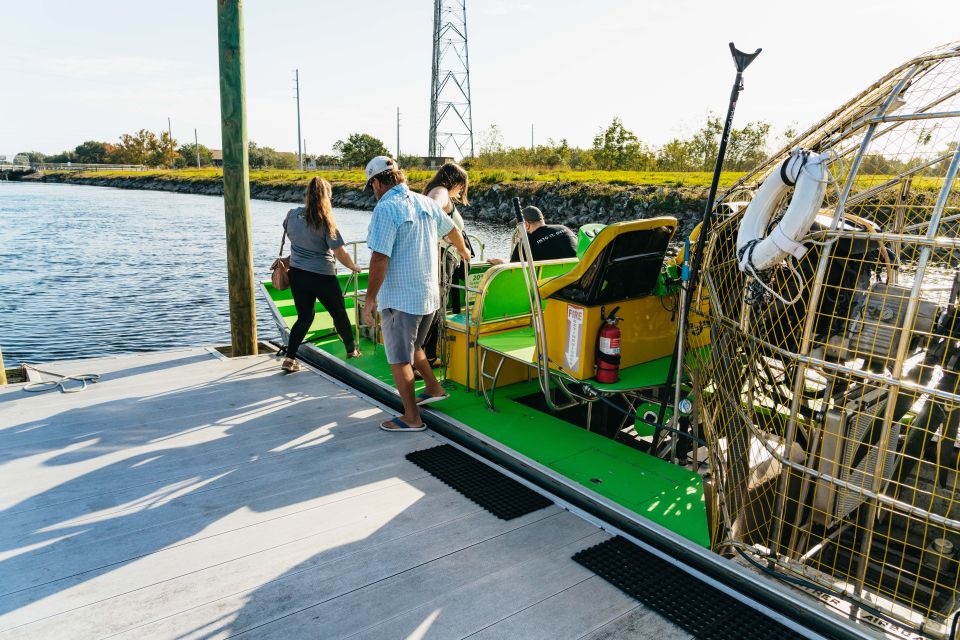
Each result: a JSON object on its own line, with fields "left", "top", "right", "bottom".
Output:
{"left": 263, "top": 280, "right": 709, "bottom": 547}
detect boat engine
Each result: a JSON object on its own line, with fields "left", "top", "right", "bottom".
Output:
{"left": 811, "top": 282, "right": 941, "bottom": 523}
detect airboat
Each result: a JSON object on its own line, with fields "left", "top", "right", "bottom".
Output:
{"left": 262, "top": 41, "right": 960, "bottom": 639}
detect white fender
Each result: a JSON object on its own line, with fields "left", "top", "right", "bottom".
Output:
{"left": 736, "top": 149, "right": 829, "bottom": 273}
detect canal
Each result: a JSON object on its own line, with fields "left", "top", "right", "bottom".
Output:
{"left": 0, "top": 182, "right": 513, "bottom": 365}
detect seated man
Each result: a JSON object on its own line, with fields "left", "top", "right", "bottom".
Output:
{"left": 488, "top": 206, "right": 577, "bottom": 265}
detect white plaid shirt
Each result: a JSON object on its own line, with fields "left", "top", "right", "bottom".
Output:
{"left": 367, "top": 183, "right": 454, "bottom": 315}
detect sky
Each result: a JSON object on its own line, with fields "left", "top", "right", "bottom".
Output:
{"left": 1, "top": 0, "right": 958, "bottom": 160}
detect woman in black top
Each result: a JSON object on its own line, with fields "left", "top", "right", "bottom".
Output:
{"left": 282, "top": 177, "right": 361, "bottom": 372}
{"left": 422, "top": 163, "right": 473, "bottom": 364}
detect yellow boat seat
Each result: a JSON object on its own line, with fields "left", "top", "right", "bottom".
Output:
{"left": 539, "top": 217, "right": 678, "bottom": 304}
{"left": 537, "top": 217, "right": 680, "bottom": 381}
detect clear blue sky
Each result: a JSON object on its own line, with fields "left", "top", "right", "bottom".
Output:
{"left": 1, "top": 0, "right": 957, "bottom": 159}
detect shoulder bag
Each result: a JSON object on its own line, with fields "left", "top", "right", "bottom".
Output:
{"left": 270, "top": 231, "right": 291, "bottom": 290}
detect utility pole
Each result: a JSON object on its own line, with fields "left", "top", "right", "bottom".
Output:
{"left": 294, "top": 69, "right": 303, "bottom": 170}
{"left": 194, "top": 128, "right": 200, "bottom": 168}
{"left": 396, "top": 107, "right": 401, "bottom": 159}
{"left": 217, "top": 0, "right": 257, "bottom": 356}
{"left": 303, "top": 139, "right": 307, "bottom": 164}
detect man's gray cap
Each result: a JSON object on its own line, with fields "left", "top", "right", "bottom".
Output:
{"left": 521, "top": 205, "right": 545, "bottom": 222}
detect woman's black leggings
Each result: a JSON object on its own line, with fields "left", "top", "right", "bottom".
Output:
{"left": 287, "top": 267, "right": 356, "bottom": 357}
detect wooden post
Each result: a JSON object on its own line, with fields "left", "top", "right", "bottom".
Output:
{"left": 0, "top": 346, "right": 7, "bottom": 385}
{"left": 217, "top": 0, "right": 257, "bottom": 356}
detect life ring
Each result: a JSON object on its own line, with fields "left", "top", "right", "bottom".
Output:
{"left": 736, "top": 149, "right": 829, "bottom": 273}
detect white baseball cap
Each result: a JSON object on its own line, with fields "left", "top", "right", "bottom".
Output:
{"left": 364, "top": 156, "right": 398, "bottom": 190}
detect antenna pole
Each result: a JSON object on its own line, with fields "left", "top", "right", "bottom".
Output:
{"left": 428, "top": 0, "right": 473, "bottom": 159}
{"left": 657, "top": 42, "right": 761, "bottom": 460}
{"left": 294, "top": 69, "right": 303, "bottom": 170}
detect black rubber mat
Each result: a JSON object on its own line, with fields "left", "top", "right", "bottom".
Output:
{"left": 406, "top": 444, "right": 552, "bottom": 520}
{"left": 573, "top": 536, "right": 805, "bottom": 640}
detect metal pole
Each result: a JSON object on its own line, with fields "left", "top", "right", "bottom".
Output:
{"left": 428, "top": 0, "right": 440, "bottom": 157}
{"left": 295, "top": 69, "right": 303, "bottom": 170}
{"left": 168, "top": 117, "right": 173, "bottom": 167}
{"left": 462, "top": 0, "right": 474, "bottom": 157}
{"left": 397, "top": 107, "right": 401, "bottom": 159}
{"left": 656, "top": 43, "right": 760, "bottom": 441}
{"left": 194, "top": 128, "right": 200, "bottom": 168}
{"left": 531, "top": 123, "right": 534, "bottom": 151}
{"left": 217, "top": 0, "right": 257, "bottom": 356}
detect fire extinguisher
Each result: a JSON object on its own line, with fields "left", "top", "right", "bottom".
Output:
{"left": 596, "top": 306, "right": 622, "bottom": 384}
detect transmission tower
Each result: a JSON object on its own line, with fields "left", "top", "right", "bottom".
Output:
{"left": 428, "top": 0, "right": 473, "bottom": 159}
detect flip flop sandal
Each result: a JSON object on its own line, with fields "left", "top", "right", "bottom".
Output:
{"left": 416, "top": 392, "right": 450, "bottom": 406}
{"left": 380, "top": 417, "right": 426, "bottom": 432}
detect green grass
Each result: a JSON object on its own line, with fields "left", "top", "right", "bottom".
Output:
{"left": 52, "top": 167, "right": 746, "bottom": 189}
{"left": 57, "top": 166, "right": 955, "bottom": 194}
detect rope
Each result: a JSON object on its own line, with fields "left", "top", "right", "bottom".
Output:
{"left": 22, "top": 365, "right": 100, "bottom": 394}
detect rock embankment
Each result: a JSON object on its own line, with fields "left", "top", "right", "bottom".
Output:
{"left": 41, "top": 172, "right": 709, "bottom": 235}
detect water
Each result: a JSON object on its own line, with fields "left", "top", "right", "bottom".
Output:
{"left": 0, "top": 182, "right": 513, "bottom": 366}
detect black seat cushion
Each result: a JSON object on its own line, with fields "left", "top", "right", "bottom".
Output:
{"left": 557, "top": 225, "right": 673, "bottom": 305}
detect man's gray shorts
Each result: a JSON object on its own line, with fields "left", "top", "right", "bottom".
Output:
{"left": 381, "top": 308, "right": 435, "bottom": 365}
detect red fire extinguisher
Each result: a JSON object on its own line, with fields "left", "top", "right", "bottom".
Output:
{"left": 596, "top": 306, "right": 622, "bottom": 384}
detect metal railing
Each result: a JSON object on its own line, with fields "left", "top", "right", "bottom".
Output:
{"left": 34, "top": 163, "right": 149, "bottom": 172}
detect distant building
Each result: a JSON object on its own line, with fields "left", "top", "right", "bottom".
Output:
{"left": 420, "top": 156, "right": 455, "bottom": 169}
{"left": 210, "top": 149, "right": 223, "bottom": 167}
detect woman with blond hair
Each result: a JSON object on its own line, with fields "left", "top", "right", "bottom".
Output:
{"left": 281, "top": 177, "right": 361, "bottom": 372}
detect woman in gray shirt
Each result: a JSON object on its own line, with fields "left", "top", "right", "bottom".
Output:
{"left": 281, "top": 177, "right": 361, "bottom": 372}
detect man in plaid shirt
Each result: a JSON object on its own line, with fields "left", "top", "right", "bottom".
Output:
{"left": 362, "top": 156, "right": 470, "bottom": 432}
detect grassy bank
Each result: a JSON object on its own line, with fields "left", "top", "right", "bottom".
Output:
{"left": 52, "top": 167, "right": 747, "bottom": 190}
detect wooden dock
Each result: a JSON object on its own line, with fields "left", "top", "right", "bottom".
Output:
{"left": 0, "top": 348, "right": 690, "bottom": 639}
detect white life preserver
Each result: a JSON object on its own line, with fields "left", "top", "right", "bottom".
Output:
{"left": 736, "top": 149, "right": 829, "bottom": 273}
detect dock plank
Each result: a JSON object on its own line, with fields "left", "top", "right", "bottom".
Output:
{"left": 340, "top": 530, "right": 611, "bottom": 640}
{"left": 0, "top": 348, "right": 689, "bottom": 640}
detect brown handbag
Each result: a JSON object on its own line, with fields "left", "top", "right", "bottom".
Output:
{"left": 270, "top": 231, "right": 291, "bottom": 290}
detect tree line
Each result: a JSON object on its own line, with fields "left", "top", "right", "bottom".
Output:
{"left": 18, "top": 117, "right": 954, "bottom": 177}
{"left": 15, "top": 130, "right": 394, "bottom": 170}
{"left": 16, "top": 117, "right": 783, "bottom": 172}
{"left": 470, "top": 116, "right": 788, "bottom": 172}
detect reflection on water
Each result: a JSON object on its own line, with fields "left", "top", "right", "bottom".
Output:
{"left": 0, "top": 182, "right": 513, "bottom": 365}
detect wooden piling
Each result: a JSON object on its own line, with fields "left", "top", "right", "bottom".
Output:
{"left": 217, "top": 0, "right": 257, "bottom": 356}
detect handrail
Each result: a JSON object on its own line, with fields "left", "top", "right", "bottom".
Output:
{"left": 510, "top": 197, "right": 579, "bottom": 411}
{"left": 35, "top": 163, "right": 149, "bottom": 172}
